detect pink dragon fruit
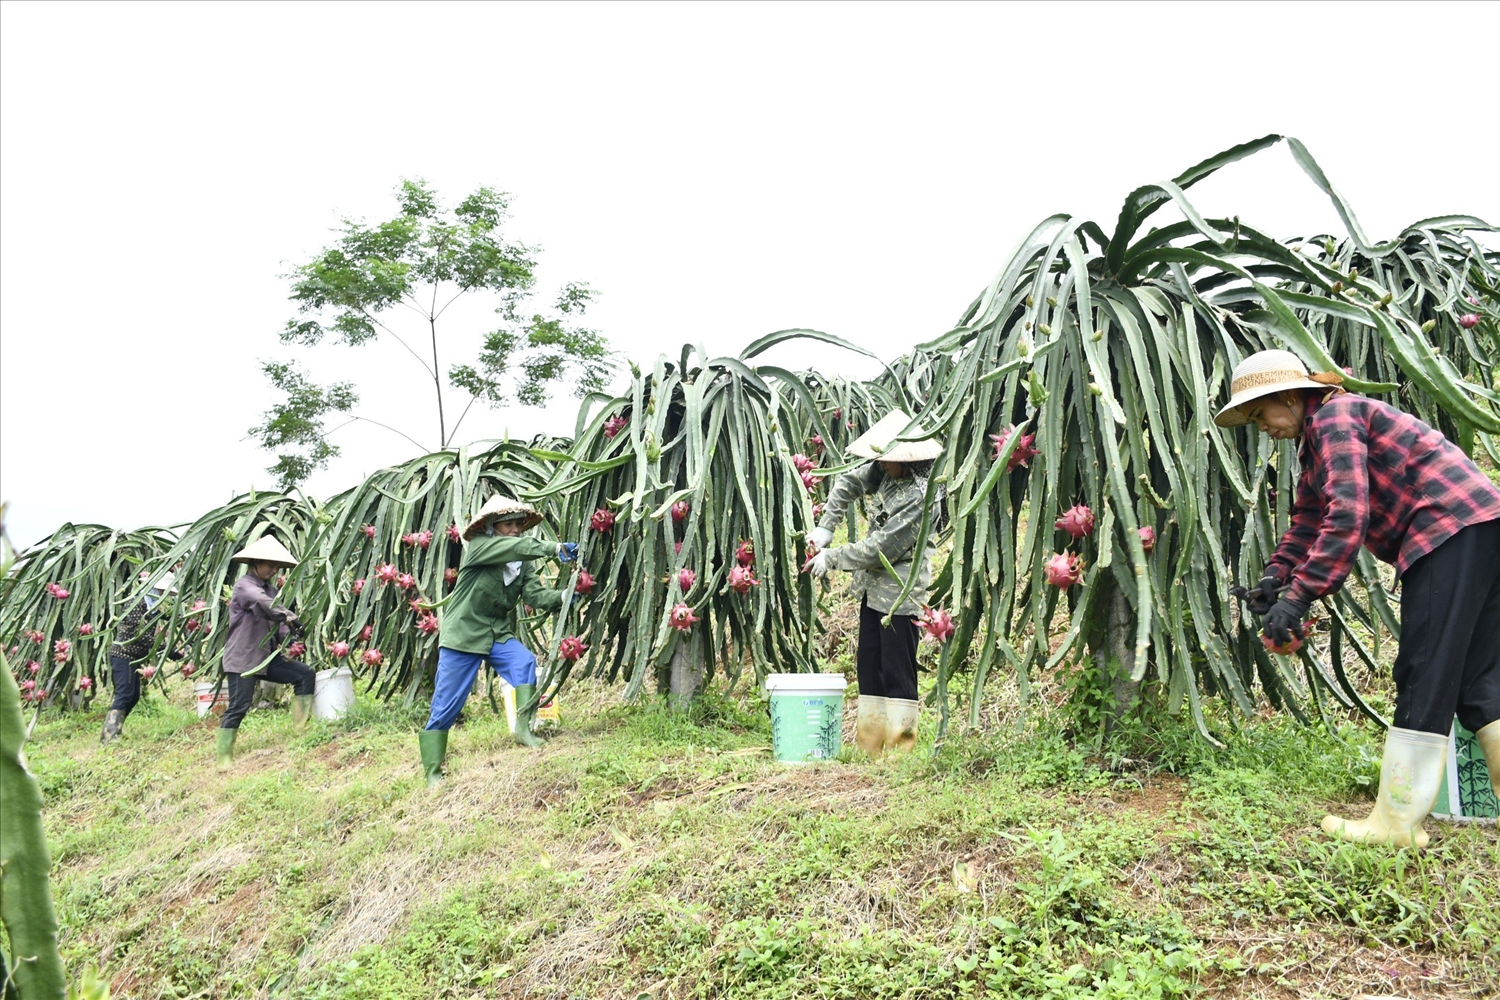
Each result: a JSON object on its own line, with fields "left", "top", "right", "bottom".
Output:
{"left": 808, "top": 434, "right": 824, "bottom": 455}
{"left": 603, "top": 414, "right": 628, "bottom": 439}
{"left": 375, "top": 563, "right": 399, "bottom": 584}
{"left": 78, "top": 676, "right": 93, "bottom": 691}
{"left": 674, "top": 541, "right": 683, "bottom": 555}
{"left": 20, "top": 679, "right": 35, "bottom": 692}
{"left": 400, "top": 532, "right": 417, "bottom": 548}
{"left": 362, "top": 648, "right": 384, "bottom": 667}
{"left": 728, "top": 565, "right": 759, "bottom": 595}
{"left": 1044, "top": 552, "right": 1084, "bottom": 588}
{"left": 667, "top": 603, "right": 699, "bottom": 632}
{"left": 677, "top": 568, "right": 697, "bottom": 591}
{"left": 1054, "top": 505, "right": 1095, "bottom": 539}
{"left": 191, "top": 599, "right": 208, "bottom": 612}
{"left": 53, "top": 639, "right": 70, "bottom": 660}
{"left": 1262, "top": 632, "right": 1303, "bottom": 656}
{"left": 811, "top": 502, "right": 826, "bottom": 520}
{"left": 990, "top": 425, "right": 1038, "bottom": 471}
{"left": 352, "top": 578, "right": 366, "bottom": 595}
{"left": 329, "top": 641, "right": 351, "bottom": 659}
{"left": 559, "top": 635, "right": 588, "bottom": 661}
{"left": 77, "top": 623, "right": 94, "bottom": 636}
{"left": 180, "top": 663, "right": 196, "bottom": 678}
{"left": 918, "top": 607, "right": 956, "bottom": 642}
{"left": 287, "top": 641, "right": 307, "bottom": 658}
{"left": 45, "top": 582, "right": 70, "bottom": 600}
{"left": 736, "top": 539, "right": 755, "bottom": 566}
{"left": 671, "top": 500, "right": 690, "bottom": 523}
{"left": 362, "top": 524, "right": 377, "bottom": 539}
{"left": 27, "top": 661, "right": 40, "bottom": 674}
{"left": 1138, "top": 526, "right": 1157, "bottom": 554}
{"left": 416, "top": 614, "right": 439, "bottom": 635}
{"left": 1458, "top": 313, "right": 1481, "bottom": 329}
{"left": 396, "top": 573, "right": 416, "bottom": 590}
{"left": 277, "top": 574, "right": 286, "bottom": 588}
{"left": 408, "top": 598, "right": 427, "bottom": 613}
{"left": 792, "top": 453, "right": 816, "bottom": 473}
{"left": 590, "top": 508, "right": 616, "bottom": 533}
{"left": 25, "top": 629, "right": 44, "bottom": 643}
{"left": 358, "top": 624, "right": 373, "bottom": 643}
{"left": 575, "top": 569, "right": 596, "bottom": 595}
{"left": 444, "top": 568, "right": 458, "bottom": 586}
{"left": 139, "top": 664, "right": 157, "bottom": 679}
{"left": 447, "top": 523, "right": 463, "bottom": 543}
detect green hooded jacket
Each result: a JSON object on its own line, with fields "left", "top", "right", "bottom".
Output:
{"left": 438, "top": 535, "right": 564, "bottom": 654}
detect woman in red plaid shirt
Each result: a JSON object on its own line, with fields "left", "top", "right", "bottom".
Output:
{"left": 1218, "top": 349, "right": 1500, "bottom": 849}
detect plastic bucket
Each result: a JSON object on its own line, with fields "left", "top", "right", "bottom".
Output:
{"left": 765, "top": 673, "right": 847, "bottom": 764}
{"left": 1434, "top": 718, "right": 1499, "bottom": 822}
{"left": 194, "top": 682, "right": 229, "bottom": 718}
{"left": 313, "top": 667, "right": 355, "bottom": 720}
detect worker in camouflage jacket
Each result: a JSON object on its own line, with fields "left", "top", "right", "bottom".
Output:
{"left": 417, "top": 496, "right": 580, "bottom": 786}
{"left": 1219, "top": 349, "right": 1500, "bottom": 849}
{"left": 100, "top": 571, "right": 184, "bottom": 744}
{"left": 806, "top": 410, "right": 942, "bottom": 757}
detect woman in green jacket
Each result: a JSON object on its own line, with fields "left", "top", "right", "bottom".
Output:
{"left": 417, "top": 496, "right": 578, "bottom": 786}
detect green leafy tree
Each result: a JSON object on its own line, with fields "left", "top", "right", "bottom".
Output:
{"left": 252, "top": 179, "right": 614, "bottom": 487}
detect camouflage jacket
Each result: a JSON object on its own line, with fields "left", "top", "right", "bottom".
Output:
{"left": 817, "top": 463, "right": 934, "bottom": 617}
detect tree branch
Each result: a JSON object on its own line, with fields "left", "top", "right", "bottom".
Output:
{"left": 446, "top": 393, "right": 481, "bottom": 444}
{"left": 329, "top": 415, "right": 431, "bottom": 454}
{"left": 363, "top": 310, "right": 436, "bottom": 378}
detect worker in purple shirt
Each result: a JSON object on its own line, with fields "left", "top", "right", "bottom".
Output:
{"left": 218, "top": 534, "right": 314, "bottom": 770}
{"left": 1219, "top": 349, "right": 1500, "bottom": 848}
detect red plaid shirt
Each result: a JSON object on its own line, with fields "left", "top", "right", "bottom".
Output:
{"left": 1266, "top": 392, "right": 1500, "bottom": 605}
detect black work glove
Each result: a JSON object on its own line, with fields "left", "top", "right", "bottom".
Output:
{"left": 285, "top": 614, "right": 305, "bottom": 637}
{"left": 1237, "top": 575, "right": 1282, "bottom": 616}
{"left": 1261, "top": 597, "right": 1308, "bottom": 649}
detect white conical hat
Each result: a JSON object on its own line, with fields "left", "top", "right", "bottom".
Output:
{"left": 847, "top": 410, "right": 944, "bottom": 463}
{"left": 150, "top": 571, "right": 178, "bottom": 594}
{"left": 231, "top": 535, "right": 299, "bottom": 566}
{"left": 463, "top": 494, "right": 542, "bottom": 540}
{"left": 1214, "top": 349, "right": 1340, "bottom": 427}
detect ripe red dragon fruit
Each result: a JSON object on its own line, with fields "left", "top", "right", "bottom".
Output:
{"left": 362, "top": 648, "right": 383, "bottom": 667}
{"left": 1054, "top": 505, "right": 1095, "bottom": 539}
{"left": 180, "top": 663, "right": 196, "bottom": 678}
{"left": 185, "top": 617, "right": 202, "bottom": 632}
{"left": 408, "top": 598, "right": 427, "bottom": 613}
{"left": 362, "top": 524, "right": 376, "bottom": 539}
{"left": 1138, "top": 526, "right": 1156, "bottom": 554}
{"left": 808, "top": 434, "right": 824, "bottom": 455}
{"left": 918, "top": 607, "right": 956, "bottom": 642}
{"left": 559, "top": 635, "right": 588, "bottom": 661}
{"left": 811, "top": 502, "right": 826, "bottom": 520}
{"left": 677, "top": 568, "right": 697, "bottom": 591}
{"left": 671, "top": 500, "right": 690, "bottom": 523}
{"left": 27, "top": 661, "right": 40, "bottom": 674}
{"left": 404, "top": 530, "right": 434, "bottom": 549}
{"left": 277, "top": 574, "right": 286, "bottom": 589}
{"left": 31, "top": 689, "right": 47, "bottom": 702}
{"left": 832, "top": 407, "right": 843, "bottom": 422}
{"left": 989, "top": 425, "right": 1038, "bottom": 471}
{"left": 416, "top": 614, "right": 439, "bottom": 635}
{"left": 45, "top": 582, "right": 70, "bottom": 600}
{"left": 396, "top": 573, "right": 417, "bottom": 590}
{"left": 53, "top": 639, "right": 70, "bottom": 660}
{"left": 191, "top": 599, "right": 208, "bottom": 612}
{"left": 1262, "top": 632, "right": 1304, "bottom": 656}
{"left": 590, "top": 508, "right": 616, "bottom": 533}
{"left": 1467, "top": 295, "right": 1481, "bottom": 305}
{"left": 447, "top": 524, "right": 463, "bottom": 544}
{"left": 444, "top": 568, "right": 458, "bottom": 586}
{"left": 674, "top": 541, "right": 683, "bottom": 555}
{"left": 352, "top": 578, "right": 366, "bottom": 595}
{"left": 139, "top": 664, "right": 157, "bottom": 679}
{"left": 1458, "top": 313, "right": 1481, "bottom": 329}
{"left": 401, "top": 532, "right": 417, "bottom": 548}
{"left": 25, "top": 629, "right": 44, "bottom": 643}
{"left": 77, "top": 623, "right": 94, "bottom": 636}
{"left": 329, "top": 641, "right": 351, "bottom": 659}
{"left": 573, "top": 569, "right": 596, "bottom": 595}
{"left": 287, "top": 641, "right": 307, "bottom": 658}
{"left": 78, "top": 676, "right": 93, "bottom": 691}
{"left": 20, "top": 679, "right": 35, "bottom": 692}
{"left": 735, "top": 539, "right": 755, "bottom": 566}
{"left": 358, "top": 624, "right": 373, "bottom": 643}
{"left": 728, "top": 565, "right": 759, "bottom": 595}
{"left": 792, "top": 453, "right": 815, "bottom": 473}
{"left": 667, "top": 603, "right": 699, "bottom": 632}
{"left": 375, "top": 563, "right": 399, "bottom": 584}
{"left": 800, "top": 470, "right": 819, "bottom": 493}
{"left": 603, "top": 414, "right": 628, "bottom": 439}
{"left": 1044, "top": 552, "right": 1084, "bottom": 588}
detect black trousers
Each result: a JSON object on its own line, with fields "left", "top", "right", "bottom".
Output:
{"left": 109, "top": 654, "right": 141, "bottom": 715}
{"left": 856, "top": 600, "right": 920, "bottom": 702}
{"left": 1393, "top": 518, "right": 1500, "bottom": 735}
{"left": 220, "top": 657, "right": 316, "bottom": 730}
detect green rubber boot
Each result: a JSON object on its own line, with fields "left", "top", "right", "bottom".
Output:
{"left": 418, "top": 729, "right": 448, "bottom": 787}
{"left": 216, "top": 727, "right": 237, "bottom": 771}
{"left": 512, "top": 684, "right": 545, "bottom": 748}
{"left": 291, "top": 694, "right": 314, "bottom": 730}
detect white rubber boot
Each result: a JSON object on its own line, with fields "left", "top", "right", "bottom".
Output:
{"left": 884, "top": 698, "right": 920, "bottom": 754}
{"left": 1321, "top": 726, "right": 1447, "bottom": 849}
{"left": 855, "top": 696, "right": 887, "bottom": 756}
{"left": 1475, "top": 720, "right": 1500, "bottom": 804}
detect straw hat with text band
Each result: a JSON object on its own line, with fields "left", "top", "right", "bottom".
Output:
{"left": 463, "top": 495, "right": 544, "bottom": 541}
{"left": 1213, "top": 349, "right": 1347, "bottom": 428}
{"left": 230, "top": 535, "right": 300, "bottom": 567}
{"left": 847, "top": 410, "right": 945, "bottom": 463}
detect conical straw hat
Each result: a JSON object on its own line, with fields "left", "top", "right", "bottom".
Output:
{"left": 847, "top": 410, "right": 944, "bottom": 463}
{"left": 231, "top": 535, "right": 299, "bottom": 567}
{"left": 1214, "top": 349, "right": 1339, "bottom": 427}
{"left": 150, "top": 571, "right": 178, "bottom": 594}
{"left": 464, "top": 494, "right": 542, "bottom": 540}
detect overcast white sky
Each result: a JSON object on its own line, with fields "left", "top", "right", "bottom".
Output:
{"left": 2, "top": 1, "right": 1496, "bottom": 549}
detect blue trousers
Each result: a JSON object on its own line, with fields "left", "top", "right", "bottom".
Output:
{"left": 425, "top": 640, "right": 538, "bottom": 731}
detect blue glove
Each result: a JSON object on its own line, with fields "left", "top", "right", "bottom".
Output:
{"left": 557, "top": 542, "right": 579, "bottom": 563}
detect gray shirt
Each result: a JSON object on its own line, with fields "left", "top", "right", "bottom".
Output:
{"left": 818, "top": 463, "right": 935, "bottom": 617}
{"left": 224, "top": 573, "right": 294, "bottom": 674}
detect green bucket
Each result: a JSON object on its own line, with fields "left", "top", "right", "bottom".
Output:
{"left": 766, "top": 673, "right": 847, "bottom": 764}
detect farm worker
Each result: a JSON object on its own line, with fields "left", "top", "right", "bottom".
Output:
{"left": 805, "top": 409, "right": 943, "bottom": 756}
{"left": 218, "top": 535, "right": 313, "bottom": 770}
{"left": 1217, "top": 349, "right": 1500, "bottom": 848}
{"left": 417, "top": 495, "right": 579, "bottom": 786}
{"left": 100, "top": 571, "right": 185, "bottom": 744}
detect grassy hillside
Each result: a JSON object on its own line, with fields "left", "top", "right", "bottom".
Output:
{"left": 26, "top": 673, "right": 1498, "bottom": 1000}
